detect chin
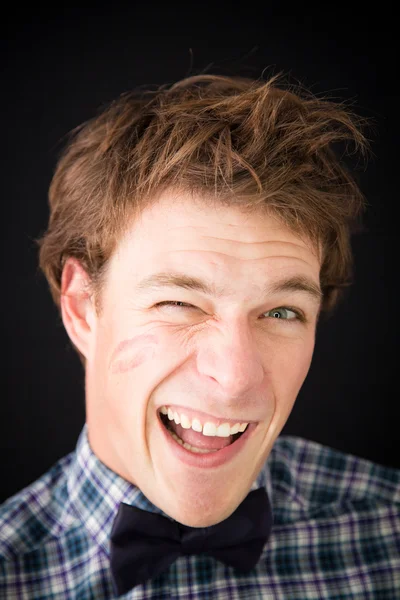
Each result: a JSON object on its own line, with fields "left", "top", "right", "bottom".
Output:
{"left": 173, "top": 509, "right": 229, "bottom": 528}
{"left": 162, "top": 492, "right": 242, "bottom": 528}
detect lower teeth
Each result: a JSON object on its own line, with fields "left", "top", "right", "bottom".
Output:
{"left": 167, "top": 426, "right": 216, "bottom": 454}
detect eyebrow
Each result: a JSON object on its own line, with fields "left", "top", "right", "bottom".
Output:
{"left": 135, "top": 271, "right": 322, "bottom": 303}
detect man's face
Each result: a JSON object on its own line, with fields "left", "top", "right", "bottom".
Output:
{"left": 81, "top": 192, "right": 321, "bottom": 526}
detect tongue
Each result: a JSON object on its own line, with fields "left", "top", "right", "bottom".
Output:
{"left": 168, "top": 421, "right": 233, "bottom": 450}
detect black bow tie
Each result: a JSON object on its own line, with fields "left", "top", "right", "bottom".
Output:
{"left": 109, "top": 487, "right": 272, "bottom": 596}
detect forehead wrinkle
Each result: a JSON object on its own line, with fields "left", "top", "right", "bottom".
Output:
{"left": 146, "top": 237, "right": 320, "bottom": 265}
{"left": 198, "top": 235, "right": 312, "bottom": 248}
{"left": 135, "top": 271, "right": 227, "bottom": 298}
{"left": 163, "top": 230, "right": 317, "bottom": 253}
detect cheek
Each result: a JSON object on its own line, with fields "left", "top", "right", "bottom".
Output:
{"left": 278, "top": 339, "right": 315, "bottom": 396}
{"left": 263, "top": 332, "right": 314, "bottom": 402}
{"left": 263, "top": 341, "right": 314, "bottom": 438}
{"left": 109, "top": 334, "right": 159, "bottom": 375}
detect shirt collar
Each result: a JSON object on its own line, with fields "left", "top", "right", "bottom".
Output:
{"left": 67, "top": 424, "right": 273, "bottom": 556}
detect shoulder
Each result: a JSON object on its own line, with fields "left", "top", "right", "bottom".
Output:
{"left": 0, "top": 452, "right": 77, "bottom": 561}
{"left": 269, "top": 435, "right": 400, "bottom": 524}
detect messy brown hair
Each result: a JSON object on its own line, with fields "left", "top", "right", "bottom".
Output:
{"left": 38, "top": 73, "right": 370, "bottom": 325}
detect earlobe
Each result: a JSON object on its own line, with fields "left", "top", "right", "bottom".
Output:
{"left": 60, "top": 258, "right": 96, "bottom": 360}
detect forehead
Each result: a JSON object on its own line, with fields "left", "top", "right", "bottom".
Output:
{"left": 115, "top": 192, "right": 320, "bottom": 265}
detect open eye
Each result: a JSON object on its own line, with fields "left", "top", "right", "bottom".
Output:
{"left": 264, "top": 307, "right": 299, "bottom": 320}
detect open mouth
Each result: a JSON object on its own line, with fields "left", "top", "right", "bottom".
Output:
{"left": 159, "top": 411, "right": 247, "bottom": 454}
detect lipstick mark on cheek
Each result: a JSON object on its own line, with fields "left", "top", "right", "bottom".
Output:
{"left": 109, "top": 334, "right": 159, "bottom": 374}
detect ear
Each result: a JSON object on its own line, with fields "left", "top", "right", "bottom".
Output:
{"left": 60, "top": 257, "right": 97, "bottom": 360}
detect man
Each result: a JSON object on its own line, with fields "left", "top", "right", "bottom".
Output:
{"left": 1, "top": 73, "right": 399, "bottom": 599}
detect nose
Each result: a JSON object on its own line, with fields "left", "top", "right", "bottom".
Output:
{"left": 196, "top": 319, "right": 265, "bottom": 399}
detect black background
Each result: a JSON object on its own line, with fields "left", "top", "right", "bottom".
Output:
{"left": 1, "top": 6, "right": 397, "bottom": 504}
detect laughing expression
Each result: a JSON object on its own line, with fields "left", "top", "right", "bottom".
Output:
{"left": 63, "top": 191, "right": 322, "bottom": 527}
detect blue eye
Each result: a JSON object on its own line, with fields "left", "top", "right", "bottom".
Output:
{"left": 265, "top": 307, "right": 298, "bottom": 320}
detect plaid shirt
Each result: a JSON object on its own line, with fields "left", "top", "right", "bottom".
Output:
{"left": 1, "top": 425, "right": 399, "bottom": 599}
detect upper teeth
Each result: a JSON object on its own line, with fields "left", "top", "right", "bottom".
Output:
{"left": 160, "top": 406, "right": 248, "bottom": 437}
